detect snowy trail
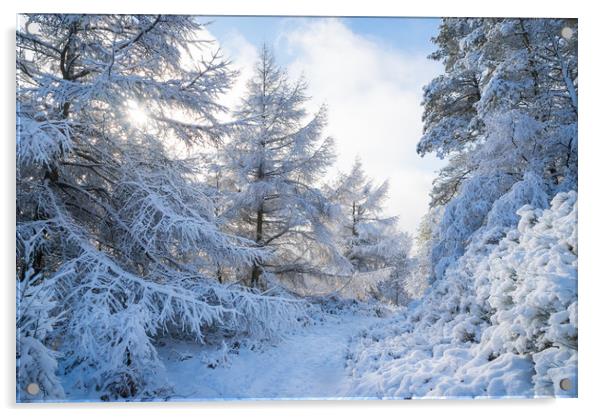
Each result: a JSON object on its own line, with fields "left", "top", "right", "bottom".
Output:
{"left": 164, "top": 313, "right": 382, "bottom": 400}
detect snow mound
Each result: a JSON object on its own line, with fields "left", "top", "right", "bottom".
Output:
{"left": 346, "top": 191, "right": 577, "bottom": 398}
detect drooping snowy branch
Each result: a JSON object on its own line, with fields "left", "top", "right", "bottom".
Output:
{"left": 16, "top": 15, "right": 308, "bottom": 401}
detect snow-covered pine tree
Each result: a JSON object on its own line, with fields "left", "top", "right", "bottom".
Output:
{"left": 330, "top": 159, "right": 402, "bottom": 271}
{"left": 407, "top": 206, "right": 443, "bottom": 296}
{"left": 418, "top": 18, "right": 577, "bottom": 279}
{"left": 328, "top": 158, "right": 412, "bottom": 303}
{"left": 17, "top": 15, "right": 305, "bottom": 401}
{"left": 222, "top": 46, "right": 349, "bottom": 289}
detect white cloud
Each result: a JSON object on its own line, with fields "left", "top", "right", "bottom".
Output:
{"left": 282, "top": 19, "right": 444, "bottom": 234}
{"left": 211, "top": 18, "right": 444, "bottom": 234}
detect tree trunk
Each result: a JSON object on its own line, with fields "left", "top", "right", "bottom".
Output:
{"left": 216, "top": 263, "right": 223, "bottom": 284}
{"left": 250, "top": 50, "right": 269, "bottom": 289}
{"left": 250, "top": 206, "right": 264, "bottom": 287}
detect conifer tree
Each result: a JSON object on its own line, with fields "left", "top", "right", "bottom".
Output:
{"left": 222, "top": 46, "right": 348, "bottom": 289}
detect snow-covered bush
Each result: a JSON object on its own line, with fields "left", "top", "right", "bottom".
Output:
{"left": 347, "top": 191, "right": 577, "bottom": 398}
{"left": 481, "top": 192, "right": 577, "bottom": 396}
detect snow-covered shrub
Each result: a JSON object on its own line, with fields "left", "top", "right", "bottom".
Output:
{"left": 429, "top": 172, "right": 516, "bottom": 279}
{"left": 481, "top": 191, "right": 577, "bottom": 396}
{"left": 306, "top": 294, "right": 394, "bottom": 321}
{"left": 347, "top": 191, "right": 577, "bottom": 398}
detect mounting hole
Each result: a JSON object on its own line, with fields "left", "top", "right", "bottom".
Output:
{"left": 561, "top": 27, "right": 574, "bottom": 40}
{"left": 559, "top": 378, "right": 572, "bottom": 391}
{"left": 26, "top": 382, "right": 40, "bottom": 396}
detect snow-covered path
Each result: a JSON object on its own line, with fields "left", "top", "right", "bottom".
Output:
{"left": 163, "top": 313, "right": 383, "bottom": 400}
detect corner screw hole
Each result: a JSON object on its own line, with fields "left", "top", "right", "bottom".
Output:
{"left": 559, "top": 378, "right": 572, "bottom": 391}
{"left": 26, "top": 382, "right": 40, "bottom": 396}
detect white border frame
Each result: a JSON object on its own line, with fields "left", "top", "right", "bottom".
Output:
{"left": 3, "top": 1, "right": 598, "bottom": 416}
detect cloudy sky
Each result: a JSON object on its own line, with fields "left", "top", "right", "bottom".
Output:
{"left": 205, "top": 17, "right": 445, "bottom": 234}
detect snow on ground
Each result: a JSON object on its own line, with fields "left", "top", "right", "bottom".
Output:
{"left": 161, "top": 310, "right": 385, "bottom": 400}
